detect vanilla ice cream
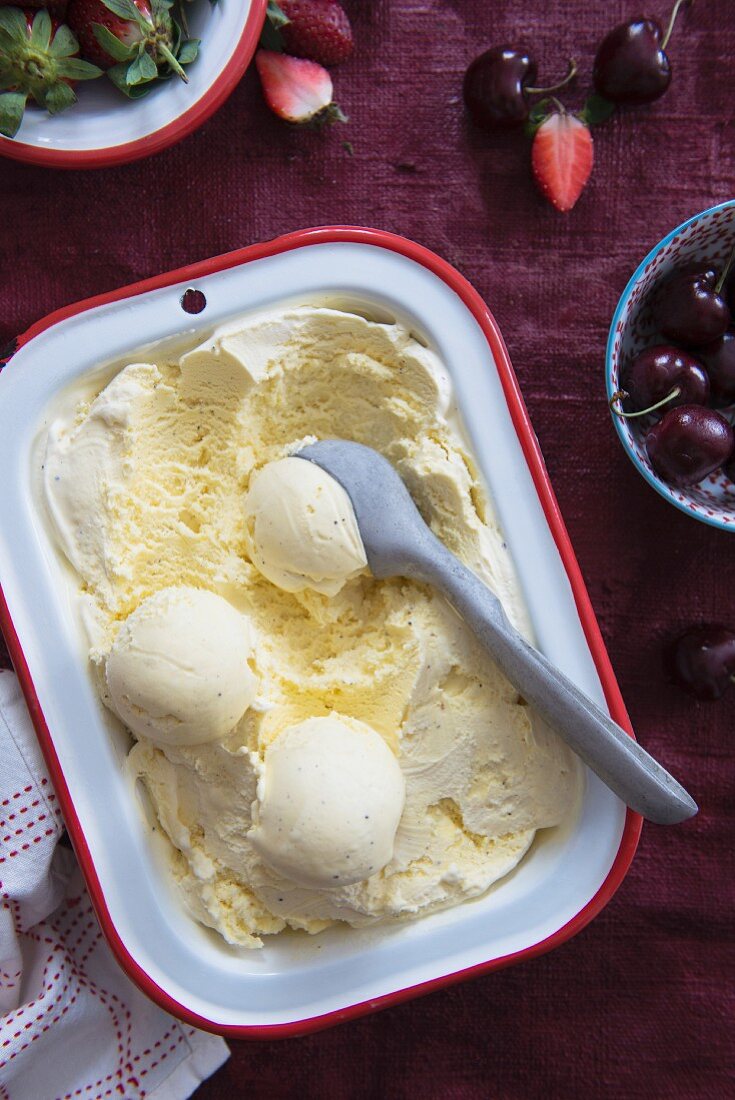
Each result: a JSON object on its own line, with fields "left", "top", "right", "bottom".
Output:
{"left": 249, "top": 715, "right": 405, "bottom": 888}
{"left": 243, "top": 457, "right": 367, "bottom": 596}
{"left": 106, "top": 587, "right": 257, "bottom": 747}
{"left": 42, "top": 304, "right": 580, "bottom": 948}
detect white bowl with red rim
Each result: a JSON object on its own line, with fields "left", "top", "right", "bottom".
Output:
{"left": 0, "top": 0, "right": 266, "bottom": 168}
{"left": 0, "top": 227, "right": 641, "bottom": 1037}
{"left": 606, "top": 199, "right": 735, "bottom": 529}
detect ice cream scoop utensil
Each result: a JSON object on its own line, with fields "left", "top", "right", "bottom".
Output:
{"left": 297, "top": 440, "right": 697, "bottom": 826}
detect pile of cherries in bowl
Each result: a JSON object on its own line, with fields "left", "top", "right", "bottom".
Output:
{"left": 612, "top": 253, "right": 735, "bottom": 488}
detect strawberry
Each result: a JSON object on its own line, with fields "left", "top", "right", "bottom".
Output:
{"left": 531, "top": 108, "right": 593, "bottom": 213}
{"left": 0, "top": 6, "right": 101, "bottom": 138}
{"left": 255, "top": 49, "right": 346, "bottom": 126}
{"left": 278, "top": 0, "right": 353, "bottom": 67}
{"left": 66, "top": 0, "right": 199, "bottom": 96}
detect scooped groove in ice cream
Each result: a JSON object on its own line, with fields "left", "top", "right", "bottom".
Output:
{"left": 248, "top": 715, "right": 406, "bottom": 888}
{"left": 106, "top": 587, "right": 257, "bottom": 747}
{"left": 243, "top": 457, "right": 367, "bottom": 596}
{"left": 42, "top": 304, "right": 581, "bottom": 949}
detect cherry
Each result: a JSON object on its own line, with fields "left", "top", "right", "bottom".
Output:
{"left": 728, "top": 274, "right": 735, "bottom": 315}
{"left": 616, "top": 345, "right": 709, "bottom": 415}
{"left": 669, "top": 625, "right": 735, "bottom": 700}
{"left": 645, "top": 405, "right": 734, "bottom": 487}
{"left": 725, "top": 457, "right": 735, "bottom": 487}
{"left": 463, "top": 47, "right": 577, "bottom": 130}
{"left": 653, "top": 268, "right": 731, "bottom": 348}
{"left": 592, "top": 0, "right": 689, "bottom": 105}
{"left": 696, "top": 331, "right": 735, "bottom": 406}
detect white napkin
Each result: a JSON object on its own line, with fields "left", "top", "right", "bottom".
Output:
{"left": 0, "top": 671, "right": 229, "bottom": 1100}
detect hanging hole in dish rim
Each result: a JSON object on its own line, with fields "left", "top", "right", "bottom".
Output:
{"left": 181, "top": 288, "right": 207, "bottom": 315}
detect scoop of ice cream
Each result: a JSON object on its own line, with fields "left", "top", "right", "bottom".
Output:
{"left": 106, "top": 586, "right": 257, "bottom": 747}
{"left": 243, "top": 457, "right": 367, "bottom": 596}
{"left": 248, "top": 715, "right": 406, "bottom": 888}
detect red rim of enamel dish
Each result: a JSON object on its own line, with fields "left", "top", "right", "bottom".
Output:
{"left": 0, "top": 0, "right": 267, "bottom": 169}
{"left": 0, "top": 227, "right": 643, "bottom": 1038}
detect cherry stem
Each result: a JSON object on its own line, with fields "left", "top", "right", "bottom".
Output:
{"left": 545, "top": 95, "right": 566, "bottom": 116}
{"left": 609, "top": 386, "right": 681, "bottom": 418}
{"left": 661, "top": 0, "right": 691, "bottom": 52}
{"left": 715, "top": 243, "right": 735, "bottom": 295}
{"left": 526, "top": 59, "right": 578, "bottom": 96}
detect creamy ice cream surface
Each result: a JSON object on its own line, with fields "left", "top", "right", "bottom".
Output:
{"left": 42, "top": 304, "right": 580, "bottom": 949}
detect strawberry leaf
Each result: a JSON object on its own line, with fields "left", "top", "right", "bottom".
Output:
{"left": 93, "top": 23, "right": 137, "bottom": 62}
{"left": 177, "top": 38, "right": 200, "bottom": 65}
{"left": 56, "top": 57, "right": 104, "bottom": 81}
{"left": 43, "top": 81, "right": 77, "bottom": 114}
{"left": 30, "top": 9, "right": 52, "bottom": 52}
{"left": 267, "top": 1, "right": 289, "bottom": 29}
{"left": 0, "top": 91, "right": 27, "bottom": 138}
{"left": 102, "top": 0, "right": 151, "bottom": 28}
{"left": 0, "top": 8, "right": 28, "bottom": 44}
{"left": 309, "top": 102, "right": 348, "bottom": 129}
{"left": 107, "top": 62, "right": 154, "bottom": 96}
{"left": 49, "top": 25, "right": 81, "bottom": 58}
{"left": 524, "top": 97, "right": 554, "bottom": 138}
{"left": 126, "top": 49, "right": 158, "bottom": 84}
{"left": 259, "top": 21, "right": 283, "bottom": 51}
{"left": 579, "top": 93, "right": 616, "bottom": 127}
{"left": 260, "top": 0, "right": 288, "bottom": 50}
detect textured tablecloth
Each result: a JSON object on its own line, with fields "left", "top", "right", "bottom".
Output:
{"left": 2, "top": 0, "right": 734, "bottom": 1096}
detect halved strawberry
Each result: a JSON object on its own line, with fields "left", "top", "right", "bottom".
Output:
{"left": 66, "top": 0, "right": 198, "bottom": 96}
{"left": 255, "top": 48, "right": 346, "bottom": 125}
{"left": 0, "top": 6, "right": 102, "bottom": 138}
{"left": 279, "top": 0, "right": 353, "bottom": 67}
{"left": 531, "top": 109, "right": 593, "bottom": 213}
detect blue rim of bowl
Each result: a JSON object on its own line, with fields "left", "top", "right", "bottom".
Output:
{"left": 605, "top": 197, "right": 735, "bottom": 532}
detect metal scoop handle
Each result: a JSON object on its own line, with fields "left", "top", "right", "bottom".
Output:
{"left": 406, "top": 535, "right": 696, "bottom": 825}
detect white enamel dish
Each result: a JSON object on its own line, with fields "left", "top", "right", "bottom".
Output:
{"left": 0, "top": 228, "right": 640, "bottom": 1037}
{"left": 0, "top": 0, "right": 265, "bottom": 168}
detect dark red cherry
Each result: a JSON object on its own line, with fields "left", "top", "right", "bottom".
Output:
{"left": 463, "top": 46, "right": 576, "bottom": 130}
{"left": 670, "top": 625, "right": 735, "bottom": 700}
{"left": 725, "top": 453, "right": 735, "bottom": 482}
{"left": 696, "top": 331, "right": 735, "bottom": 406}
{"left": 645, "top": 405, "right": 734, "bottom": 487}
{"left": 679, "top": 261, "right": 717, "bottom": 280}
{"left": 653, "top": 269, "right": 731, "bottom": 347}
{"left": 593, "top": 0, "right": 689, "bottom": 105}
{"left": 621, "top": 345, "right": 709, "bottom": 412}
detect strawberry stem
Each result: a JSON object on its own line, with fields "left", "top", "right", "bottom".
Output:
{"left": 159, "top": 41, "right": 188, "bottom": 83}
{"left": 526, "top": 59, "right": 578, "bottom": 96}
{"left": 609, "top": 386, "right": 681, "bottom": 418}
{"left": 661, "top": 0, "right": 691, "bottom": 52}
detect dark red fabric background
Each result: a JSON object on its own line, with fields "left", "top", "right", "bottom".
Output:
{"left": 2, "top": 1, "right": 734, "bottom": 1096}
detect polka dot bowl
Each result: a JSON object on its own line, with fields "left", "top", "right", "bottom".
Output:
{"left": 605, "top": 198, "right": 735, "bottom": 530}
